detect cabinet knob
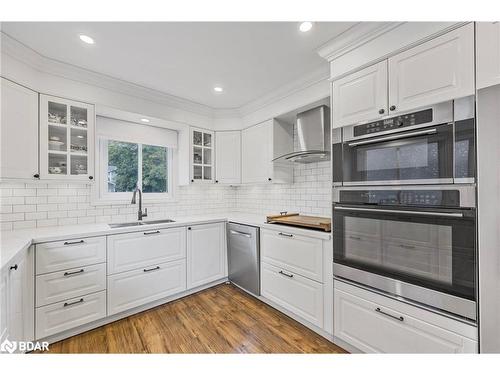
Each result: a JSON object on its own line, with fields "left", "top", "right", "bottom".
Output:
{"left": 268, "top": 178, "right": 272, "bottom": 182}
{"left": 33, "top": 173, "right": 40, "bottom": 179}
{"left": 378, "top": 109, "right": 385, "bottom": 115}
{"left": 191, "top": 179, "right": 194, "bottom": 183}
{"left": 188, "top": 227, "right": 192, "bottom": 230}
{"left": 88, "top": 176, "right": 94, "bottom": 180}
{"left": 215, "top": 180, "right": 219, "bottom": 183}
{"left": 10, "top": 264, "right": 18, "bottom": 271}
{"left": 389, "top": 105, "right": 396, "bottom": 111}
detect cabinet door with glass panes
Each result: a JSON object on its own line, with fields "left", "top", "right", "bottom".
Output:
{"left": 39, "top": 95, "right": 95, "bottom": 181}
{"left": 190, "top": 128, "right": 214, "bottom": 183}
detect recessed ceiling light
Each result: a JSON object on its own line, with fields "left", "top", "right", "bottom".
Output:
{"left": 140, "top": 118, "right": 150, "bottom": 123}
{"left": 299, "top": 22, "right": 313, "bottom": 33}
{"left": 79, "top": 34, "right": 95, "bottom": 44}
{"left": 213, "top": 86, "right": 223, "bottom": 93}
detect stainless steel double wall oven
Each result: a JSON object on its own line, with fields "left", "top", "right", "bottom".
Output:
{"left": 332, "top": 97, "right": 477, "bottom": 321}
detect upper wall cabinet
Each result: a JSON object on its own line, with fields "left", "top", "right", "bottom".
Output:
{"left": 0, "top": 78, "right": 39, "bottom": 180}
{"left": 388, "top": 23, "right": 474, "bottom": 114}
{"left": 190, "top": 127, "right": 215, "bottom": 183}
{"left": 333, "top": 61, "right": 388, "bottom": 128}
{"left": 332, "top": 23, "right": 474, "bottom": 128}
{"left": 39, "top": 94, "right": 95, "bottom": 181}
{"left": 241, "top": 119, "right": 293, "bottom": 184}
{"left": 476, "top": 22, "right": 500, "bottom": 90}
{"left": 215, "top": 131, "right": 241, "bottom": 184}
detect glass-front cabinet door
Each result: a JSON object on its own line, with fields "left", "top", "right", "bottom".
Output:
{"left": 190, "top": 127, "right": 214, "bottom": 183}
{"left": 40, "top": 95, "right": 95, "bottom": 181}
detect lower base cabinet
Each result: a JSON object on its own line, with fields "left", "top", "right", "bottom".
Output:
{"left": 107, "top": 259, "right": 186, "bottom": 315}
{"left": 334, "top": 280, "right": 478, "bottom": 353}
{"left": 35, "top": 290, "right": 106, "bottom": 340}
{"left": 261, "top": 262, "right": 323, "bottom": 328}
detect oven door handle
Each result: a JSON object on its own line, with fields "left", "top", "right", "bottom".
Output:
{"left": 334, "top": 206, "right": 464, "bottom": 218}
{"left": 347, "top": 128, "right": 438, "bottom": 147}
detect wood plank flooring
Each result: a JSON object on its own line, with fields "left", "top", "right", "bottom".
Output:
{"left": 41, "top": 283, "right": 347, "bottom": 354}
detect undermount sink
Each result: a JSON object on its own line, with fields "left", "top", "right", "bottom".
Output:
{"left": 108, "top": 219, "right": 175, "bottom": 228}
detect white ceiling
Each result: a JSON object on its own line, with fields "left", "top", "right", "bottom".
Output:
{"left": 1, "top": 22, "right": 356, "bottom": 109}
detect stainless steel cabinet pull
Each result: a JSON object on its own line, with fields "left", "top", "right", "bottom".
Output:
{"left": 64, "top": 240, "right": 85, "bottom": 245}
{"left": 144, "top": 266, "right": 160, "bottom": 272}
{"left": 143, "top": 230, "right": 160, "bottom": 235}
{"left": 349, "top": 235, "right": 362, "bottom": 240}
{"left": 64, "top": 269, "right": 84, "bottom": 276}
{"left": 278, "top": 232, "right": 293, "bottom": 238}
{"left": 375, "top": 307, "right": 404, "bottom": 322}
{"left": 347, "top": 128, "right": 438, "bottom": 147}
{"left": 279, "top": 270, "right": 294, "bottom": 278}
{"left": 335, "top": 206, "right": 464, "bottom": 218}
{"left": 64, "top": 298, "right": 84, "bottom": 307}
{"left": 230, "top": 230, "right": 251, "bottom": 238}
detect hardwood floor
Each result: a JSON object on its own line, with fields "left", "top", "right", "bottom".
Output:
{"left": 41, "top": 283, "right": 347, "bottom": 354}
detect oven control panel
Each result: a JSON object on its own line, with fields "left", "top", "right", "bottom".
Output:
{"left": 339, "top": 190, "right": 460, "bottom": 208}
{"left": 353, "top": 108, "right": 433, "bottom": 137}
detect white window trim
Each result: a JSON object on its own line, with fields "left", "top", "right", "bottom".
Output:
{"left": 91, "top": 137, "right": 178, "bottom": 205}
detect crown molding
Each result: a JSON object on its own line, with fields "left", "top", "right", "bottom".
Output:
{"left": 316, "top": 22, "right": 403, "bottom": 62}
{"left": 1, "top": 31, "right": 332, "bottom": 122}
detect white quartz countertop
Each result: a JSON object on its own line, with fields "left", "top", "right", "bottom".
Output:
{"left": 0, "top": 211, "right": 331, "bottom": 270}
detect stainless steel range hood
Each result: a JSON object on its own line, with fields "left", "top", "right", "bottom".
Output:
{"left": 273, "top": 105, "right": 330, "bottom": 163}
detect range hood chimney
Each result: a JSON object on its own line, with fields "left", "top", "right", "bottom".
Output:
{"left": 273, "top": 105, "right": 330, "bottom": 163}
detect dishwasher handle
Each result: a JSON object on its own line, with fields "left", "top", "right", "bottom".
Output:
{"left": 229, "top": 229, "right": 252, "bottom": 238}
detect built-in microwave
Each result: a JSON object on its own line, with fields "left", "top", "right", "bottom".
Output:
{"left": 332, "top": 97, "right": 476, "bottom": 186}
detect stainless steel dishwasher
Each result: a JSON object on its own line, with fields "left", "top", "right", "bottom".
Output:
{"left": 227, "top": 222, "right": 260, "bottom": 296}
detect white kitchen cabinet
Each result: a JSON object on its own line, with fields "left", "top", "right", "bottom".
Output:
{"left": 190, "top": 127, "right": 215, "bottom": 183}
{"left": 35, "top": 290, "right": 106, "bottom": 340}
{"left": 388, "top": 23, "right": 474, "bottom": 114}
{"left": 334, "top": 280, "right": 477, "bottom": 353}
{"left": 476, "top": 22, "right": 500, "bottom": 90}
{"left": 241, "top": 119, "right": 293, "bottom": 184}
{"left": 107, "top": 227, "right": 186, "bottom": 275}
{"left": 0, "top": 246, "right": 35, "bottom": 350}
{"left": 39, "top": 94, "right": 95, "bottom": 181}
{"left": 261, "top": 262, "right": 323, "bottom": 328}
{"left": 215, "top": 131, "right": 241, "bottom": 184}
{"left": 0, "top": 78, "right": 39, "bottom": 180}
{"left": 187, "top": 222, "right": 227, "bottom": 289}
{"left": 260, "top": 228, "right": 323, "bottom": 283}
{"left": 333, "top": 61, "right": 388, "bottom": 128}
{"left": 36, "top": 236, "right": 106, "bottom": 275}
{"left": 107, "top": 259, "right": 186, "bottom": 315}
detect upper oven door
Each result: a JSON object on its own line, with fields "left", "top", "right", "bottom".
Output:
{"left": 341, "top": 123, "right": 454, "bottom": 186}
{"left": 332, "top": 204, "right": 476, "bottom": 301}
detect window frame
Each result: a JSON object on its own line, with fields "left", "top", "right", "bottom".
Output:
{"left": 94, "top": 137, "right": 176, "bottom": 204}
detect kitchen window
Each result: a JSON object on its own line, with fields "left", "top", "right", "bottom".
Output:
{"left": 93, "top": 116, "right": 178, "bottom": 204}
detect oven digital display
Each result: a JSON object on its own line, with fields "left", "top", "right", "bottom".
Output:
{"left": 353, "top": 108, "right": 433, "bottom": 137}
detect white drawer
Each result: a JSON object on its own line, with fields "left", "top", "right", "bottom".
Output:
{"left": 261, "top": 228, "right": 323, "bottom": 282}
{"left": 107, "top": 227, "right": 186, "bottom": 275}
{"left": 261, "top": 262, "right": 323, "bottom": 328}
{"left": 107, "top": 258, "right": 186, "bottom": 315}
{"left": 35, "top": 290, "right": 106, "bottom": 340}
{"left": 36, "top": 237, "right": 106, "bottom": 275}
{"left": 36, "top": 263, "right": 106, "bottom": 307}
{"left": 334, "top": 280, "right": 478, "bottom": 353}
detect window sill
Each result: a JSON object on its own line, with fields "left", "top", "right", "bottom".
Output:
{"left": 90, "top": 195, "right": 178, "bottom": 206}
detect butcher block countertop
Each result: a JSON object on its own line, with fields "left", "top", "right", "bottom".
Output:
{"left": 266, "top": 213, "right": 331, "bottom": 232}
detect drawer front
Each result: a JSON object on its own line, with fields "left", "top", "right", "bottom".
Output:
{"left": 261, "top": 229, "right": 323, "bottom": 282}
{"left": 36, "top": 263, "right": 106, "bottom": 307}
{"left": 107, "top": 259, "right": 186, "bottom": 315}
{"left": 261, "top": 262, "right": 323, "bottom": 328}
{"left": 334, "top": 281, "right": 477, "bottom": 353}
{"left": 107, "top": 227, "right": 186, "bottom": 275}
{"left": 35, "top": 290, "right": 106, "bottom": 340}
{"left": 36, "top": 237, "right": 106, "bottom": 275}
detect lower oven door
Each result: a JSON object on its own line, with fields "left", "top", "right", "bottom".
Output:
{"left": 333, "top": 204, "right": 476, "bottom": 320}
